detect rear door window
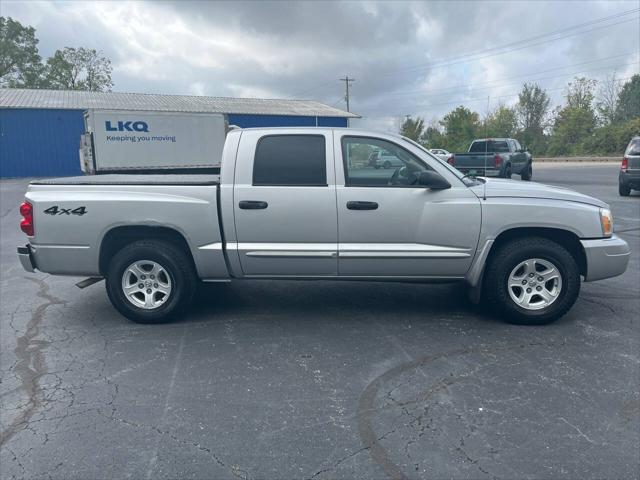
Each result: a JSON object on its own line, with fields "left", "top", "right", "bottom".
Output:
{"left": 469, "top": 140, "right": 510, "bottom": 153}
{"left": 253, "top": 135, "right": 327, "bottom": 186}
{"left": 625, "top": 138, "right": 640, "bottom": 156}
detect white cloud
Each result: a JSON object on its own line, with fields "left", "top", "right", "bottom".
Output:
{"left": 3, "top": 0, "right": 638, "bottom": 133}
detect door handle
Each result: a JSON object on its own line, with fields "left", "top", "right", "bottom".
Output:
{"left": 239, "top": 200, "right": 268, "bottom": 210}
{"left": 347, "top": 201, "right": 378, "bottom": 210}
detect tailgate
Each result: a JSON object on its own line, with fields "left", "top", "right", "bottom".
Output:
{"left": 625, "top": 139, "right": 640, "bottom": 170}
{"left": 626, "top": 154, "right": 640, "bottom": 171}
{"left": 453, "top": 153, "right": 493, "bottom": 168}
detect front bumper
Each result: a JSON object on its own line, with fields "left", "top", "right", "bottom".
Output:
{"left": 581, "top": 234, "right": 631, "bottom": 282}
{"left": 17, "top": 245, "right": 36, "bottom": 273}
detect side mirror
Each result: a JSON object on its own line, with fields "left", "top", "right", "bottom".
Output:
{"left": 417, "top": 171, "right": 451, "bottom": 189}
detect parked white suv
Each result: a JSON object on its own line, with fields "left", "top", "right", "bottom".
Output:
{"left": 428, "top": 148, "right": 452, "bottom": 163}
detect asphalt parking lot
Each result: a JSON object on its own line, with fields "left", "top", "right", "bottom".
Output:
{"left": 1, "top": 163, "right": 639, "bottom": 480}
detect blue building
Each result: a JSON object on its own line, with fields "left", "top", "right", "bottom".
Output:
{"left": 0, "top": 89, "right": 357, "bottom": 178}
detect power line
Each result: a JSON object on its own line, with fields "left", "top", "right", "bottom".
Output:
{"left": 287, "top": 9, "right": 639, "bottom": 99}
{"left": 287, "top": 79, "right": 337, "bottom": 99}
{"left": 385, "top": 8, "right": 639, "bottom": 75}
{"left": 405, "top": 75, "right": 635, "bottom": 113}
{"left": 382, "top": 58, "right": 640, "bottom": 100}
{"left": 382, "top": 52, "right": 637, "bottom": 97}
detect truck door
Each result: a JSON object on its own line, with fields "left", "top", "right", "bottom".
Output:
{"left": 232, "top": 130, "right": 337, "bottom": 276}
{"left": 334, "top": 134, "right": 481, "bottom": 278}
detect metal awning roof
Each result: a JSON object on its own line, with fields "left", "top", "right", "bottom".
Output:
{"left": 0, "top": 88, "right": 359, "bottom": 118}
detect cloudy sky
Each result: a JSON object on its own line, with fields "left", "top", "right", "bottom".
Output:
{"left": 3, "top": 0, "right": 639, "bottom": 131}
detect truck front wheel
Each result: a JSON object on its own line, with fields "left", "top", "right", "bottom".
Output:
{"left": 483, "top": 237, "right": 580, "bottom": 325}
{"left": 106, "top": 239, "right": 196, "bottom": 324}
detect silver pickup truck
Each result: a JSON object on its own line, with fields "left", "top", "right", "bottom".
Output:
{"left": 17, "top": 127, "right": 630, "bottom": 325}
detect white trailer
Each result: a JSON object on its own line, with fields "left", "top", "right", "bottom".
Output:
{"left": 80, "top": 109, "right": 227, "bottom": 174}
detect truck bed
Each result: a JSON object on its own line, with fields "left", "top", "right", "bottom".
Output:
{"left": 24, "top": 174, "right": 227, "bottom": 280}
{"left": 31, "top": 174, "right": 220, "bottom": 186}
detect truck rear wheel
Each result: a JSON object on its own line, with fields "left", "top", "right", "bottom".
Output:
{"left": 619, "top": 183, "right": 631, "bottom": 196}
{"left": 106, "top": 239, "right": 196, "bottom": 324}
{"left": 483, "top": 237, "right": 580, "bottom": 325}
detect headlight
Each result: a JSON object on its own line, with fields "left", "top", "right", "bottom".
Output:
{"left": 600, "top": 208, "right": 613, "bottom": 237}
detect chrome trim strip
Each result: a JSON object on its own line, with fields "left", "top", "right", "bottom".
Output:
{"left": 339, "top": 243, "right": 471, "bottom": 252}
{"left": 31, "top": 244, "right": 90, "bottom": 249}
{"left": 198, "top": 242, "right": 224, "bottom": 250}
{"left": 246, "top": 251, "right": 337, "bottom": 258}
{"left": 339, "top": 251, "right": 470, "bottom": 258}
{"left": 235, "top": 242, "right": 337, "bottom": 258}
{"left": 236, "top": 242, "right": 337, "bottom": 251}
{"left": 233, "top": 242, "right": 471, "bottom": 259}
{"left": 339, "top": 243, "right": 471, "bottom": 259}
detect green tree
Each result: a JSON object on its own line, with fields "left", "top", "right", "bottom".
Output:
{"left": 548, "top": 77, "right": 598, "bottom": 155}
{"left": 596, "top": 72, "right": 621, "bottom": 125}
{"left": 516, "top": 83, "right": 551, "bottom": 154}
{"left": 400, "top": 116, "right": 425, "bottom": 142}
{"left": 46, "top": 47, "right": 113, "bottom": 91}
{"left": 565, "top": 77, "right": 597, "bottom": 110}
{"left": 583, "top": 117, "right": 640, "bottom": 155}
{"left": 483, "top": 105, "right": 518, "bottom": 138}
{"left": 615, "top": 74, "right": 640, "bottom": 122}
{"left": 420, "top": 125, "right": 445, "bottom": 149}
{"left": 439, "top": 106, "right": 480, "bottom": 152}
{"left": 0, "top": 17, "right": 45, "bottom": 87}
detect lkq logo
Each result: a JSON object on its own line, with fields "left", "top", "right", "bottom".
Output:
{"left": 105, "top": 120, "right": 149, "bottom": 132}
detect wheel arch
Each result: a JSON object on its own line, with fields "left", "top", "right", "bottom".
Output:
{"left": 488, "top": 227, "right": 587, "bottom": 277}
{"left": 99, "top": 225, "right": 196, "bottom": 276}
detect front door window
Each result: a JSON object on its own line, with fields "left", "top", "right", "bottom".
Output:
{"left": 341, "top": 136, "right": 431, "bottom": 187}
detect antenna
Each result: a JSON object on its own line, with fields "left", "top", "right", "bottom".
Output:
{"left": 483, "top": 95, "right": 490, "bottom": 201}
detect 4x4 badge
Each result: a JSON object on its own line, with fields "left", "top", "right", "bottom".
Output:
{"left": 43, "top": 206, "right": 87, "bottom": 216}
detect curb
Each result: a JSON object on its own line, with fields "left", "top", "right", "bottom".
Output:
{"left": 535, "top": 157, "right": 620, "bottom": 163}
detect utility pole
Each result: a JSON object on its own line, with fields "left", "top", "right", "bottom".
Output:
{"left": 339, "top": 76, "right": 355, "bottom": 112}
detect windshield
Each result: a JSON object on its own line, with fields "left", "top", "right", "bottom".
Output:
{"left": 625, "top": 138, "right": 640, "bottom": 156}
{"left": 469, "top": 140, "right": 510, "bottom": 153}
{"left": 400, "top": 137, "right": 480, "bottom": 186}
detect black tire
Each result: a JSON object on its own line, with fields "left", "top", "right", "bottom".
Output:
{"left": 374, "top": 165, "right": 380, "bottom": 170}
{"left": 521, "top": 163, "right": 532, "bottom": 181}
{"left": 383, "top": 161, "right": 391, "bottom": 169}
{"left": 502, "top": 164, "right": 512, "bottom": 179}
{"left": 483, "top": 237, "right": 580, "bottom": 325}
{"left": 619, "top": 183, "right": 631, "bottom": 196}
{"left": 105, "top": 239, "right": 196, "bottom": 324}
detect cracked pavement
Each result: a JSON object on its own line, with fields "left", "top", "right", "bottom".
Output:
{"left": 1, "top": 164, "right": 639, "bottom": 479}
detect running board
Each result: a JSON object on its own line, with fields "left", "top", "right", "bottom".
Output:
{"left": 75, "top": 277, "right": 104, "bottom": 289}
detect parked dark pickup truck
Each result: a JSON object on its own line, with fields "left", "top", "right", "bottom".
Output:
{"left": 450, "top": 138, "right": 533, "bottom": 180}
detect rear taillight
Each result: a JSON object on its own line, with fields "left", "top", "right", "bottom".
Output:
{"left": 621, "top": 156, "right": 628, "bottom": 171}
{"left": 447, "top": 154, "right": 455, "bottom": 166}
{"left": 20, "top": 201, "right": 34, "bottom": 236}
{"left": 494, "top": 154, "right": 503, "bottom": 167}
